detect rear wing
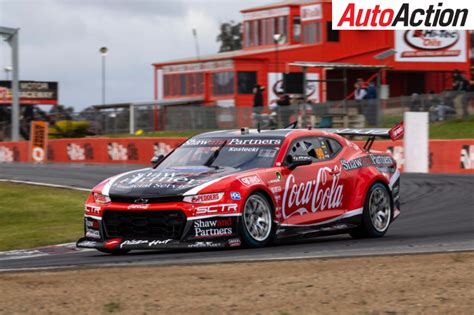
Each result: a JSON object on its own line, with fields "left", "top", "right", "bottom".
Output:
{"left": 322, "top": 122, "right": 404, "bottom": 151}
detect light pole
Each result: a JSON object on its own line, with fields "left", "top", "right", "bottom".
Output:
{"left": 99, "top": 47, "right": 108, "bottom": 106}
{"left": 4, "top": 66, "right": 12, "bottom": 80}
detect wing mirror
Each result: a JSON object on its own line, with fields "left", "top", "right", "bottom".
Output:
{"left": 286, "top": 155, "right": 312, "bottom": 170}
{"left": 150, "top": 154, "right": 164, "bottom": 168}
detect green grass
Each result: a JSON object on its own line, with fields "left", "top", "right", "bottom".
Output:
{"left": 0, "top": 183, "right": 89, "bottom": 251}
{"left": 381, "top": 115, "right": 474, "bottom": 139}
{"left": 430, "top": 116, "right": 474, "bottom": 139}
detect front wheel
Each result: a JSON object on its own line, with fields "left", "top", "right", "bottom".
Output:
{"left": 350, "top": 183, "right": 392, "bottom": 239}
{"left": 240, "top": 192, "right": 275, "bottom": 248}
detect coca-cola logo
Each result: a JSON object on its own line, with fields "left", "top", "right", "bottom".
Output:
{"left": 282, "top": 167, "right": 343, "bottom": 219}
{"left": 404, "top": 30, "right": 460, "bottom": 51}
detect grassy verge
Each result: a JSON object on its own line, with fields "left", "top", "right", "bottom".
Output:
{"left": 381, "top": 115, "right": 474, "bottom": 139}
{"left": 0, "top": 183, "right": 88, "bottom": 251}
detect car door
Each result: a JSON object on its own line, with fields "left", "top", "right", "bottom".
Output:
{"left": 279, "top": 136, "right": 346, "bottom": 226}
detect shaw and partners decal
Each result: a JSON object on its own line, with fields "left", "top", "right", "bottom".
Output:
{"left": 333, "top": 0, "right": 473, "bottom": 30}
{"left": 193, "top": 218, "right": 234, "bottom": 238}
{"left": 341, "top": 154, "right": 395, "bottom": 171}
{"left": 282, "top": 167, "right": 343, "bottom": 219}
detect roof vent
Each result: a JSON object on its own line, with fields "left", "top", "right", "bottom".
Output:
{"left": 241, "top": 127, "right": 250, "bottom": 135}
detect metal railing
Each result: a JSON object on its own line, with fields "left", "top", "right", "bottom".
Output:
{"left": 0, "top": 91, "right": 472, "bottom": 140}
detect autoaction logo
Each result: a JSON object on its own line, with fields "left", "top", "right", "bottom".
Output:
{"left": 333, "top": 0, "right": 474, "bottom": 30}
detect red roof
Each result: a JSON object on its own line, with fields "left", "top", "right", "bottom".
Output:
{"left": 153, "top": 45, "right": 304, "bottom": 67}
{"left": 241, "top": 0, "right": 329, "bottom": 13}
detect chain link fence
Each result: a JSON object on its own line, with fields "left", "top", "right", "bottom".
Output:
{"left": 0, "top": 91, "right": 472, "bottom": 140}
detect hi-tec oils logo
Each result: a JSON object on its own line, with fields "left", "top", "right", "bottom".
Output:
{"left": 333, "top": 1, "right": 473, "bottom": 30}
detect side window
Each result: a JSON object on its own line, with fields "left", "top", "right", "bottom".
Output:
{"left": 286, "top": 137, "right": 342, "bottom": 164}
{"left": 326, "top": 138, "right": 342, "bottom": 157}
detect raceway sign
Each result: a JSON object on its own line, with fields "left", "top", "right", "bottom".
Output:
{"left": 333, "top": 0, "right": 474, "bottom": 30}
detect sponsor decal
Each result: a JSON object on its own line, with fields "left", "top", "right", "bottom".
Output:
{"left": 184, "top": 138, "right": 226, "bottom": 147}
{"left": 188, "top": 241, "right": 222, "bottom": 248}
{"left": 301, "top": 4, "right": 323, "bottom": 22}
{"left": 270, "top": 186, "right": 282, "bottom": 194}
{"left": 195, "top": 204, "right": 238, "bottom": 215}
{"left": 30, "top": 121, "right": 48, "bottom": 163}
{"left": 228, "top": 147, "right": 258, "bottom": 153}
{"left": 340, "top": 154, "right": 395, "bottom": 171}
{"left": 228, "top": 238, "right": 241, "bottom": 247}
{"left": 193, "top": 218, "right": 234, "bottom": 238}
{"left": 460, "top": 145, "right": 474, "bottom": 169}
{"left": 395, "top": 30, "right": 467, "bottom": 62}
{"left": 0, "top": 146, "right": 15, "bottom": 162}
{"left": 239, "top": 175, "right": 262, "bottom": 186}
{"left": 127, "top": 204, "right": 150, "bottom": 210}
{"left": 333, "top": 1, "right": 472, "bottom": 30}
{"left": 108, "top": 142, "right": 128, "bottom": 161}
{"left": 282, "top": 167, "right": 343, "bottom": 219}
{"left": 67, "top": 143, "right": 94, "bottom": 161}
{"left": 115, "top": 171, "right": 208, "bottom": 189}
{"left": 228, "top": 138, "right": 282, "bottom": 146}
{"left": 153, "top": 142, "right": 173, "bottom": 156}
{"left": 85, "top": 204, "right": 101, "bottom": 215}
{"left": 258, "top": 149, "right": 278, "bottom": 158}
{"left": 230, "top": 192, "right": 241, "bottom": 200}
{"left": 120, "top": 239, "right": 172, "bottom": 248}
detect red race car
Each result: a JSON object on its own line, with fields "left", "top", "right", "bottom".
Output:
{"left": 77, "top": 124, "right": 403, "bottom": 254}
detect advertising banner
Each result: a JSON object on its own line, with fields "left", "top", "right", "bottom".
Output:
{"left": 1, "top": 137, "right": 474, "bottom": 174}
{"left": 0, "top": 81, "right": 58, "bottom": 105}
{"left": 333, "top": 0, "right": 474, "bottom": 30}
{"left": 29, "top": 121, "right": 49, "bottom": 163}
{"left": 395, "top": 30, "right": 467, "bottom": 62}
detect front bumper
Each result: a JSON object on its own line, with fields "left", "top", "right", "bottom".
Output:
{"left": 77, "top": 201, "right": 243, "bottom": 251}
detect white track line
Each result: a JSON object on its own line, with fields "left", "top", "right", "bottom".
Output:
{"left": 0, "top": 179, "right": 90, "bottom": 192}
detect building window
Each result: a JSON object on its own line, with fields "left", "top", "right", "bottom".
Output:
{"left": 212, "top": 72, "right": 234, "bottom": 96}
{"left": 278, "top": 16, "right": 288, "bottom": 42}
{"left": 244, "top": 21, "right": 251, "bottom": 47}
{"left": 293, "top": 16, "right": 301, "bottom": 42}
{"left": 163, "top": 72, "right": 204, "bottom": 97}
{"left": 303, "top": 22, "right": 321, "bottom": 44}
{"left": 237, "top": 71, "right": 257, "bottom": 94}
{"left": 327, "top": 21, "right": 339, "bottom": 42}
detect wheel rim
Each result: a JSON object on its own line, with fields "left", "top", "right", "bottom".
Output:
{"left": 243, "top": 195, "right": 272, "bottom": 242}
{"left": 369, "top": 186, "right": 391, "bottom": 232}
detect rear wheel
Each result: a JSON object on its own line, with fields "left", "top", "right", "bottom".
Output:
{"left": 97, "top": 248, "right": 131, "bottom": 255}
{"left": 350, "top": 183, "right": 392, "bottom": 239}
{"left": 240, "top": 192, "right": 275, "bottom": 248}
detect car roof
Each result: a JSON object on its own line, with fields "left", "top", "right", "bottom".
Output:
{"left": 194, "top": 128, "right": 342, "bottom": 140}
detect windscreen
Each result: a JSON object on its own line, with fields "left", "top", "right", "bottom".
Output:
{"left": 157, "top": 137, "right": 283, "bottom": 171}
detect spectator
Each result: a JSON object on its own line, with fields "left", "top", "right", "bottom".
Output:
{"left": 253, "top": 84, "right": 264, "bottom": 114}
{"left": 409, "top": 93, "right": 421, "bottom": 112}
{"left": 354, "top": 79, "right": 368, "bottom": 101}
{"left": 452, "top": 71, "right": 470, "bottom": 119}
{"left": 365, "top": 81, "right": 378, "bottom": 126}
{"left": 276, "top": 93, "right": 291, "bottom": 127}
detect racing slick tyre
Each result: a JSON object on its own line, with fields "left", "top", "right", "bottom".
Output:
{"left": 97, "top": 248, "right": 131, "bottom": 255}
{"left": 350, "top": 183, "right": 392, "bottom": 239}
{"left": 240, "top": 192, "right": 276, "bottom": 248}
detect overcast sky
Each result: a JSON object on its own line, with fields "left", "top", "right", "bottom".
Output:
{"left": 0, "top": 0, "right": 264, "bottom": 110}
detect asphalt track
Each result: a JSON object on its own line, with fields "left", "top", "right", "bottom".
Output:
{"left": 0, "top": 163, "right": 473, "bottom": 272}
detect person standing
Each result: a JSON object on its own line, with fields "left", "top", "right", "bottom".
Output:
{"left": 453, "top": 71, "right": 470, "bottom": 119}
{"left": 253, "top": 84, "right": 265, "bottom": 127}
{"left": 276, "top": 93, "right": 291, "bottom": 127}
{"left": 354, "top": 78, "right": 368, "bottom": 117}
